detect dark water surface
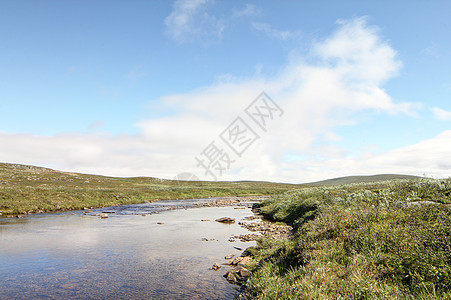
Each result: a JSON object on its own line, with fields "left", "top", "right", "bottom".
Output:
{"left": 0, "top": 200, "right": 258, "bottom": 299}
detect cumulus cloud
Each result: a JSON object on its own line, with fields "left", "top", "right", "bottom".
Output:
{"left": 310, "top": 130, "right": 451, "bottom": 181}
{"left": 1, "top": 17, "right": 443, "bottom": 183}
{"left": 164, "top": 0, "right": 224, "bottom": 45}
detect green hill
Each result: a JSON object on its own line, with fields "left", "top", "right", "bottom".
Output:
{"left": 0, "top": 162, "right": 423, "bottom": 215}
{"left": 0, "top": 162, "right": 299, "bottom": 215}
{"left": 305, "top": 174, "right": 422, "bottom": 186}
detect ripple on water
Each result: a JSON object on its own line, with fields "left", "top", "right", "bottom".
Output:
{"left": 0, "top": 201, "right": 258, "bottom": 299}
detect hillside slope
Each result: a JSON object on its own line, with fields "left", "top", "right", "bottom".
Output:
{"left": 0, "top": 162, "right": 422, "bottom": 215}
{"left": 0, "top": 162, "right": 298, "bottom": 215}
{"left": 305, "top": 174, "right": 421, "bottom": 186}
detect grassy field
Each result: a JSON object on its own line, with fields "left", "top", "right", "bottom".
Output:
{"left": 0, "top": 163, "right": 420, "bottom": 216}
{"left": 243, "top": 178, "right": 451, "bottom": 299}
{"left": 0, "top": 162, "right": 300, "bottom": 215}
{"left": 2, "top": 162, "right": 449, "bottom": 297}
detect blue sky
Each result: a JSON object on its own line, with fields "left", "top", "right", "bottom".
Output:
{"left": 1, "top": 0, "right": 451, "bottom": 182}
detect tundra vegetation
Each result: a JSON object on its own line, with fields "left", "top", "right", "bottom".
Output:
{"left": 0, "top": 163, "right": 299, "bottom": 215}
{"left": 243, "top": 179, "right": 451, "bottom": 299}
{"left": 2, "top": 162, "right": 446, "bottom": 298}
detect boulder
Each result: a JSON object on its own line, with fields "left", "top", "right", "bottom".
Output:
{"left": 237, "top": 256, "right": 252, "bottom": 267}
{"left": 215, "top": 217, "right": 235, "bottom": 223}
{"left": 230, "top": 256, "right": 252, "bottom": 266}
{"left": 225, "top": 271, "right": 237, "bottom": 283}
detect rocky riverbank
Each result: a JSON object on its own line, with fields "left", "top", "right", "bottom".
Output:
{"left": 208, "top": 201, "right": 294, "bottom": 288}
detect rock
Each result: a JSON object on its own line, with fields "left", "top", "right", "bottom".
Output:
{"left": 157, "top": 222, "right": 164, "bottom": 225}
{"left": 225, "top": 254, "right": 235, "bottom": 259}
{"left": 230, "top": 256, "right": 252, "bottom": 266}
{"left": 238, "top": 256, "right": 252, "bottom": 267}
{"left": 210, "top": 263, "right": 221, "bottom": 271}
{"left": 100, "top": 214, "right": 108, "bottom": 219}
{"left": 230, "top": 257, "right": 242, "bottom": 265}
{"left": 202, "top": 238, "right": 209, "bottom": 241}
{"left": 234, "top": 207, "right": 246, "bottom": 210}
{"left": 141, "top": 214, "right": 146, "bottom": 216}
{"left": 238, "top": 267, "right": 250, "bottom": 278}
{"left": 215, "top": 217, "right": 235, "bottom": 223}
{"left": 225, "top": 271, "right": 237, "bottom": 283}
{"left": 231, "top": 233, "right": 261, "bottom": 242}
{"left": 201, "top": 219, "right": 210, "bottom": 222}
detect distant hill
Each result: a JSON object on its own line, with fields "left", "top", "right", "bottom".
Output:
{"left": 0, "top": 162, "right": 298, "bottom": 215}
{"left": 305, "top": 174, "right": 422, "bottom": 186}
{"left": 0, "top": 162, "right": 423, "bottom": 215}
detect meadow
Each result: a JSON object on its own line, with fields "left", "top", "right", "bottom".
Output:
{"left": 243, "top": 179, "right": 451, "bottom": 299}
{"left": 2, "top": 162, "right": 448, "bottom": 298}
{"left": 0, "top": 162, "right": 298, "bottom": 215}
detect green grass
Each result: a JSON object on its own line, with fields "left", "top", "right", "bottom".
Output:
{"left": 243, "top": 178, "right": 451, "bottom": 299}
{"left": 0, "top": 162, "right": 300, "bottom": 215}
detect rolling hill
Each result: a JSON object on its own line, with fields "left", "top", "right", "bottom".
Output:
{"left": 0, "top": 162, "right": 422, "bottom": 215}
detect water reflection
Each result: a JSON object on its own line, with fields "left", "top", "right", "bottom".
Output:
{"left": 0, "top": 202, "right": 256, "bottom": 299}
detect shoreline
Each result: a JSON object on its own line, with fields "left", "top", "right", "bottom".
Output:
{"left": 0, "top": 195, "right": 272, "bottom": 218}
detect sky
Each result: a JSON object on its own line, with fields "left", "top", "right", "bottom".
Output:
{"left": 1, "top": 0, "right": 451, "bottom": 183}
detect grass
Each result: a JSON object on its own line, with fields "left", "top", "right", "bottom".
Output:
{"left": 0, "top": 162, "right": 300, "bottom": 215}
{"left": 242, "top": 178, "right": 451, "bottom": 299}
{"left": 3, "top": 163, "right": 448, "bottom": 298}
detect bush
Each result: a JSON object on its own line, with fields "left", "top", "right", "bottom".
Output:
{"left": 244, "top": 179, "right": 451, "bottom": 299}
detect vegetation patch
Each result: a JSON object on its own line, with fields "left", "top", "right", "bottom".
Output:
{"left": 243, "top": 179, "right": 451, "bottom": 299}
{"left": 0, "top": 163, "right": 299, "bottom": 215}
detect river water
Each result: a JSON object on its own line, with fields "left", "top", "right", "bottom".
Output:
{"left": 0, "top": 199, "right": 259, "bottom": 299}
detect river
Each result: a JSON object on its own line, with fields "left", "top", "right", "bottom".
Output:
{"left": 0, "top": 199, "right": 260, "bottom": 299}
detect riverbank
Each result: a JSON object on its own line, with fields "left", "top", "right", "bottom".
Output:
{"left": 239, "top": 178, "right": 451, "bottom": 299}
{"left": 0, "top": 163, "right": 299, "bottom": 216}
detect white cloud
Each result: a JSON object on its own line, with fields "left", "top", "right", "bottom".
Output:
{"left": 164, "top": 0, "right": 224, "bottom": 45}
{"left": 232, "top": 4, "right": 262, "bottom": 18}
{"left": 251, "top": 22, "right": 302, "bottom": 41}
{"left": 315, "top": 17, "right": 401, "bottom": 86}
{"left": 431, "top": 107, "right": 451, "bottom": 121}
{"left": 310, "top": 130, "right": 451, "bottom": 181}
{"left": 1, "top": 18, "right": 442, "bottom": 183}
